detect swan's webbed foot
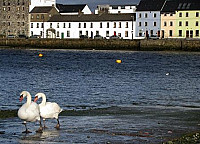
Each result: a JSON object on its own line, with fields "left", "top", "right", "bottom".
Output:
{"left": 43, "top": 126, "right": 48, "bottom": 129}
{"left": 36, "top": 127, "right": 43, "bottom": 133}
{"left": 22, "top": 129, "right": 32, "bottom": 134}
{"left": 55, "top": 123, "right": 60, "bottom": 130}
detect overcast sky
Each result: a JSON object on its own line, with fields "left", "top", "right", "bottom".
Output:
{"left": 57, "top": 0, "right": 140, "bottom": 12}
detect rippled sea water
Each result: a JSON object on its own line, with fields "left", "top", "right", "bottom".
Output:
{"left": 0, "top": 48, "right": 200, "bottom": 143}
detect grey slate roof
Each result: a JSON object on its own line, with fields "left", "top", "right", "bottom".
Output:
{"left": 56, "top": 4, "right": 86, "bottom": 13}
{"left": 136, "top": 0, "right": 166, "bottom": 11}
{"left": 48, "top": 13, "right": 136, "bottom": 22}
{"left": 30, "top": 6, "right": 54, "bottom": 13}
{"left": 161, "top": 0, "right": 200, "bottom": 13}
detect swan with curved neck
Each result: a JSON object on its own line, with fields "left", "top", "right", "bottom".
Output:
{"left": 34, "top": 93, "right": 62, "bottom": 129}
{"left": 18, "top": 91, "right": 43, "bottom": 133}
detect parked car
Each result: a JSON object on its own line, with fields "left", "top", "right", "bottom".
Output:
{"left": 18, "top": 34, "right": 28, "bottom": 39}
{"left": 94, "top": 35, "right": 103, "bottom": 39}
{"left": 149, "top": 35, "right": 159, "bottom": 40}
{"left": 30, "top": 35, "right": 41, "bottom": 38}
{"left": 80, "top": 35, "right": 89, "bottom": 39}
{"left": 7, "top": 34, "right": 16, "bottom": 38}
{"left": 109, "top": 35, "right": 121, "bottom": 39}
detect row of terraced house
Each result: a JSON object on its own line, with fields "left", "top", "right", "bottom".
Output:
{"left": 0, "top": 0, "right": 200, "bottom": 39}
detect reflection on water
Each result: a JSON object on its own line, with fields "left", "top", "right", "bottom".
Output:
{"left": 19, "top": 129, "right": 60, "bottom": 143}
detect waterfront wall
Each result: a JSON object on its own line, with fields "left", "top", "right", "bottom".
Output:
{"left": 0, "top": 38, "right": 200, "bottom": 51}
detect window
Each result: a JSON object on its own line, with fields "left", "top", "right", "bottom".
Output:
{"left": 67, "top": 31, "right": 70, "bottom": 37}
{"left": 96, "top": 31, "right": 99, "bottom": 35}
{"left": 139, "top": 13, "right": 141, "bottom": 18}
{"left": 153, "top": 13, "right": 156, "bottom": 18}
{"left": 179, "top": 12, "right": 182, "bottom": 17}
{"left": 145, "top": 22, "right": 147, "bottom": 26}
{"left": 113, "top": 22, "right": 116, "bottom": 28}
{"left": 138, "top": 22, "right": 141, "bottom": 27}
{"left": 185, "top": 21, "right": 188, "bottom": 26}
{"left": 57, "top": 23, "right": 59, "bottom": 28}
{"left": 18, "top": 22, "right": 20, "bottom": 26}
{"left": 40, "top": 31, "right": 42, "bottom": 36}
{"left": 179, "top": 21, "right": 182, "bottom": 26}
{"left": 90, "top": 23, "right": 93, "bottom": 28}
{"left": 196, "top": 30, "right": 199, "bottom": 37}
{"left": 79, "top": 31, "right": 82, "bottom": 36}
{"left": 41, "top": 23, "right": 44, "bottom": 28}
{"left": 31, "top": 15, "right": 34, "bottom": 19}
{"left": 196, "top": 21, "right": 198, "bottom": 26}
{"left": 179, "top": 30, "right": 182, "bottom": 36}
{"left": 164, "top": 22, "right": 167, "bottom": 26}
{"left": 84, "top": 23, "right": 86, "bottom": 28}
{"left": 154, "top": 22, "right": 156, "bottom": 26}
{"left": 50, "top": 23, "right": 52, "bottom": 28}
{"left": 57, "top": 31, "right": 59, "bottom": 37}
{"left": 196, "top": 12, "right": 199, "bottom": 17}
{"left": 119, "top": 22, "right": 121, "bottom": 28}
{"left": 100, "top": 22, "right": 102, "bottom": 28}
{"left": 31, "top": 31, "right": 33, "bottom": 36}
{"left": 68, "top": 23, "right": 71, "bottom": 28}
{"left": 126, "top": 22, "right": 128, "bottom": 28}
{"left": 36, "top": 15, "right": 39, "bottom": 19}
{"left": 37, "top": 23, "right": 39, "bottom": 28}
{"left": 169, "top": 30, "right": 173, "bottom": 36}
{"left": 170, "top": 21, "right": 173, "bottom": 26}
{"left": 125, "top": 31, "right": 128, "bottom": 37}
{"left": 106, "top": 31, "right": 109, "bottom": 37}
{"left": 145, "top": 13, "right": 148, "bottom": 18}
{"left": 170, "top": 13, "right": 173, "bottom": 16}
{"left": 86, "top": 31, "right": 88, "bottom": 36}
{"left": 22, "top": 22, "right": 24, "bottom": 26}
{"left": 63, "top": 23, "right": 65, "bottom": 28}
{"left": 8, "top": 7, "right": 10, "bottom": 11}
{"left": 79, "top": 23, "right": 81, "bottom": 28}
{"left": 31, "top": 23, "right": 33, "bottom": 28}
{"left": 107, "top": 22, "right": 109, "bottom": 28}
{"left": 164, "top": 13, "right": 167, "bottom": 16}
{"left": 186, "top": 12, "right": 189, "bottom": 17}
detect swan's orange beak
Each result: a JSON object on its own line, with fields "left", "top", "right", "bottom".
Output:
{"left": 19, "top": 95, "right": 23, "bottom": 102}
{"left": 34, "top": 96, "right": 38, "bottom": 102}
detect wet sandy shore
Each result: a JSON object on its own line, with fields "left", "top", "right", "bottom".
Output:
{"left": 0, "top": 106, "right": 200, "bottom": 143}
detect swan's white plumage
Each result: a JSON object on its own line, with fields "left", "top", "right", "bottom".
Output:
{"left": 35, "top": 93, "right": 62, "bottom": 120}
{"left": 18, "top": 91, "right": 40, "bottom": 123}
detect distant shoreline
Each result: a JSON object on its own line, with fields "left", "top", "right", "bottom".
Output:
{"left": 0, "top": 38, "right": 200, "bottom": 51}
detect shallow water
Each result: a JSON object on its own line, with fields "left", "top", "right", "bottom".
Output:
{"left": 0, "top": 48, "right": 200, "bottom": 143}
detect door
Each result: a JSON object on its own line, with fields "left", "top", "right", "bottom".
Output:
{"left": 186, "top": 30, "right": 189, "bottom": 38}
{"left": 61, "top": 32, "right": 64, "bottom": 39}
{"left": 190, "top": 30, "right": 193, "bottom": 38}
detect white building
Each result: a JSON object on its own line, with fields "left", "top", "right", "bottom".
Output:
{"left": 95, "top": 5, "right": 137, "bottom": 14}
{"left": 30, "top": 13, "right": 136, "bottom": 39}
{"left": 135, "top": 0, "right": 166, "bottom": 38}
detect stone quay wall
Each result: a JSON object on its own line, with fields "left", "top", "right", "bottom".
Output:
{"left": 0, "top": 38, "right": 200, "bottom": 51}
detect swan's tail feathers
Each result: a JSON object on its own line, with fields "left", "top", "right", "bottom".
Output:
{"left": 60, "top": 108, "right": 63, "bottom": 113}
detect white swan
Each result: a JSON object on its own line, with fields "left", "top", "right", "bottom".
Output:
{"left": 34, "top": 93, "right": 62, "bottom": 129}
{"left": 17, "top": 91, "right": 43, "bottom": 133}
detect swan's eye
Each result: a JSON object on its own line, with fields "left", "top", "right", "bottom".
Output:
{"left": 20, "top": 95, "right": 23, "bottom": 98}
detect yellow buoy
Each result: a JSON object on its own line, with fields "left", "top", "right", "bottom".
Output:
{"left": 39, "top": 53, "right": 43, "bottom": 57}
{"left": 116, "top": 59, "right": 122, "bottom": 63}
